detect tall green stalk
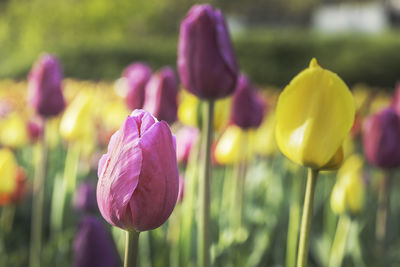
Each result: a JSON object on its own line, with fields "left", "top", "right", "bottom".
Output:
{"left": 296, "top": 168, "right": 319, "bottom": 267}
{"left": 198, "top": 100, "right": 214, "bottom": 267}
{"left": 376, "top": 172, "right": 391, "bottom": 256}
{"left": 328, "top": 214, "right": 351, "bottom": 267}
{"left": 124, "top": 230, "right": 140, "bottom": 267}
{"left": 286, "top": 176, "right": 302, "bottom": 267}
{"left": 29, "top": 123, "right": 47, "bottom": 267}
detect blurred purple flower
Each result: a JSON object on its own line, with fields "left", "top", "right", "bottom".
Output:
{"left": 73, "top": 182, "right": 97, "bottom": 213}
{"left": 28, "top": 54, "right": 65, "bottom": 117}
{"left": 97, "top": 109, "right": 179, "bottom": 231}
{"left": 178, "top": 4, "right": 238, "bottom": 100}
{"left": 73, "top": 215, "right": 121, "bottom": 267}
{"left": 26, "top": 117, "right": 44, "bottom": 143}
{"left": 362, "top": 107, "right": 400, "bottom": 168}
{"left": 143, "top": 67, "right": 178, "bottom": 124}
{"left": 231, "top": 74, "right": 265, "bottom": 129}
{"left": 123, "top": 63, "right": 152, "bottom": 111}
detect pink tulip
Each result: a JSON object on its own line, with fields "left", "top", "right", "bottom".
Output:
{"left": 97, "top": 109, "right": 179, "bottom": 231}
{"left": 176, "top": 126, "right": 199, "bottom": 164}
{"left": 123, "top": 63, "right": 152, "bottom": 111}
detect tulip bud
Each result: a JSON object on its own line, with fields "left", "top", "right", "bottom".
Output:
{"left": 362, "top": 107, "right": 400, "bottom": 168}
{"left": 73, "top": 182, "right": 97, "bottom": 213}
{"left": 143, "top": 67, "right": 178, "bottom": 124}
{"left": 176, "top": 126, "right": 199, "bottom": 164}
{"left": 0, "top": 112, "right": 29, "bottom": 148}
{"left": 231, "top": 74, "right": 265, "bottom": 129}
{"left": 123, "top": 63, "right": 152, "bottom": 111}
{"left": 178, "top": 4, "right": 238, "bottom": 100}
{"left": 27, "top": 117, "right": 44, "bottom": 143}
{"left": 73, "top": 215, "right": 121, "bottom": 267}
{"left": 97, "top": 109, "right": 179, "bottom": 231}
{"left": 275, "top": 58, "right": 355, "bottom": 170}
{"left": 28, "top": 54, "right": 65, "bottom": 117}
{"left": 0, "top": 149, "right": 18, "bottom": 198}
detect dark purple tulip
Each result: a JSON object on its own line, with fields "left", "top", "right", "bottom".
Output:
{"left": 143, "top": 67, "right": 178, "bottom": 124}
{"left": 73, "top": 215, "right": 121, "bottom": 267}
{"left": 123, "top": 63, "right": 152, "bottom": 110}
{"left": 73, "top": 182, "right": 97, "bottom": 213}
{"left": 178, "top": 4, "right": 238, "bottom": 100}
{"left": 362, "top": 107, "right": 400, "bottom": 168}
{"left": 231, "top": 74, "right": 265, "bottom": 129}
{"left": 28, "top": 54, "right": 65, "bottom": 117}
{"left": 26, "top": 117, "right": 44, "bottom": 143}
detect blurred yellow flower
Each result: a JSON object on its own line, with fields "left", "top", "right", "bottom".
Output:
{"left": 214, "top": 125, "right": 255, "bottom": 165}
{"left": 178, "top": 90, "right": 231, "bottom": 131}
{"left": 60, "top": 90, "right": 94, "bottom": 142}
{"left": 0, "top": 112, "right": 29, "bottom": 148}
{"left": 330, "top": 154, "right": 365, "bottom": 215}
{"left": 275, "top": 58, "right": 355, "bottom": 170}
{"left": 101, "top": 100, "right": 129, "bottom": 132}
{"left": 0, "top": 148, "right": 18, "bottom": 195}
{"left": 254, "top": 111, "right": 277, "bottom": 157}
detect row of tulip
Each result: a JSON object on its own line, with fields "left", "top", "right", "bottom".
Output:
{"left": 1, "top": 3, "right": 400, "bottom": 267}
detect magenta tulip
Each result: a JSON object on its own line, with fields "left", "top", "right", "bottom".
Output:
{"left": 123, "top": 63, "right": 152, "bottom": 111}
{"left": 178, "top": 4, "right": 238, "bottom": 100}
{"left": 362, "top": 107, "right": 400, "bottom": 168}
{"left": 97, "top": 109, "right": 179, "bottom": 231}
{"left": 143, "top": 67, "right": 178, "bottom": 124}
{"left": 28, "top": 54, "right": 65, "bottom": 117}
{"left": 231, "top": 74, "right": 265, "bottom": 129}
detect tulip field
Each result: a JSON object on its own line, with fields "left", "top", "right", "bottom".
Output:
{"left": 2, "top": 3, "right": 400, "bottom": 267}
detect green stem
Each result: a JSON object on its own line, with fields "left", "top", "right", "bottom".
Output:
{"left": 124, "top": 230, "right": 140, "bottom": 267}
{"left": 286, "top": 176, "right": 302, "bottom": 267}
{"left": 328, "top": 214, "right": 351, "bottom": 267}
{"left": 198, "top": 100, "right": 214, "bottom": 267}
{"left": 296, "top": 168, "right": 319, "bottom": 267}
{"left": 29, "top": 123, "right": 47, "bottom": 267}
{"left": 375, "top": 172, "right": 391, "bottom": 256}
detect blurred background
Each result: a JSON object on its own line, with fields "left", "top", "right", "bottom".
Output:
{"left": 1, "top": 0, "right": 400, "bottom": 87}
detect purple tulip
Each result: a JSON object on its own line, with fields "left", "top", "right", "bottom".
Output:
{"left": 178, "top": 4, "right": 239, "bottom": 100}
{"left": 176, "top": 126, "right": 199, "bottom": 164}
{"left": 231, "top": 74, "right": 265, "bottom": 129}
{"left": 26, "top": 117, "right": 44, "bottom": 143}
{"left": 97, "top": 109, "right": 179, "bottom": 231}
{"left": 28, "top": 54, "right": 65, "bottom": 117}
{"left": 142, "top": 67, "right": 178, "bottom": 124}
{"left": 123, "top": 63, "right": 152, "bottom": 111}
{"left": 362, "top": 107, "right": 400, "bottom": 168}
{"left": 73, "top": 215, "right": 121, "bottom": 267}
{"left": 73, "top": 182, "right": 97, "bottom": 213}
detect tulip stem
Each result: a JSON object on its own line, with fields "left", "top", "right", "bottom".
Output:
{"left": 286, "top": 175, "right": 302, "bottom": 267}
{"left": 29, "top": 123, "right": 47, "bottom": 267}
{"left": 124, "top": 230, "right": 140, "bottom": 267}
{"left": 198, "top": 100, "right": 214, "bottom": 267}
{"left": 296, "top": 168, "right": 319, "bottom": 267}
{"left": 376, "top": 172, "right": 391, "bottom": 257}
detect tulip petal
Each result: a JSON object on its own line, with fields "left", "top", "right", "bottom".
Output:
{"left": 97, "top": 116, "right": 142, "bottom": 229}
{"left": 129, "top": 121, "right": 179, "bottom": 231}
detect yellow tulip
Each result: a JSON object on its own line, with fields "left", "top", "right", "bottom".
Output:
{"left": 254, "top": 111, "right": 277, "bottom": 157}
{"left": 0, "top": 149, "right": 18, "bottom": 195}
{"left": 275, "top": 58, "right": 355, "bottom": 169}
{"left": 0, "top": 112, "right": 29, "bottom": 148}
{"left": 330, "top": 154, "right": 365, "bottom": 215}
{"left": 214, "top": 125, "right": 254, "bottom": 165}
{"left": 101, "top": 100, "right": 129, "bottom": 132}
{"left": 60, "top": 90, "right": 94, "bottom": 142}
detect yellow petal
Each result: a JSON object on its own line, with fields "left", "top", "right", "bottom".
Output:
{"left": 254, "top": 111, "right": 278, "bottom": 157}
{"left": 178, "top": 90, "right": 199, "bottom": 127}
{"left": 0, "top": 113, "right": 29, "bottom": 148}
{"left": 330, "top": 183, "right": 346, "bottom": 215}
{"left": 275, "top": 58, "right": 355, "bottom": 169}
{"left": 0, "top": 149, "right": 18, "bottom": 194}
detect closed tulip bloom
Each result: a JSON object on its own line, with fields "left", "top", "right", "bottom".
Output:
{"left": 27, "top": 117, "right": 44, "bottom": 143}
{"left": 0, "top": 149, "right": 18, "bottom": 198}
{"left": 28, "top": 54, "right": 65, "bottom": 117}
{"left": 178, "top": 4, "right": 238, "bottom": 100}
{"left": 362, "top": 107, "right": 400, "bottom": 168}
{"left": 73, "top": 215, "right": 121, "bottom": 267}
{"left": 73, "top": 182, "right": 97, "bottom": 213}
{"left": 143, "top": 67, "right": 178, "bottom": 124}
{"left": 231, "top": 74, "right": 265, "bottom": 129}
{"left": 176, "top": 126, "right": 199, "bottom": 164}
{"left": 97, "top": 109, "right": 179, "bottom": 231}
{"left": 275, "top": 58, "right": 355, "bottom": 170}
{"left": 123, "top": 63, "right": 152, "bottom": 111}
